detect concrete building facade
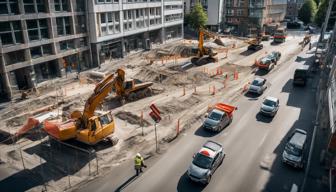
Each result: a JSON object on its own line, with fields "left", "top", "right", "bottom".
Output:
{"left": 0, "top": 0, "right": 91, "bottom": 101}
{"left": 286, "top": 0, "right": 298, "bottom": 20}
{"left": 225, "top": 0, "right": 249, "bottom": 35}
{"left": 248, "top": 0, "right": 287, "bottom": 34}
{"left": 183, "top": 0, "right": 225, "bottom": 32}
{"left": 88, "top": 0, "right": 184, "bottom": 67}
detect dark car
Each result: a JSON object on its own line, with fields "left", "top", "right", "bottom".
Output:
{"left": 187, "top": 140, "right": 225, "bottom": 184}
{"left": 293, "top": 66, "right": 309, "bottom": 86}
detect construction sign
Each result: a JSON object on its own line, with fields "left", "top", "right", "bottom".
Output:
{"left": 149, "top": 104, "right": 161, "bottom": 123}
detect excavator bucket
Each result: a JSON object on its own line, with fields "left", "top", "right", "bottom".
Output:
{"left": 44, "top": 120, "right": 77, "bottom": 141}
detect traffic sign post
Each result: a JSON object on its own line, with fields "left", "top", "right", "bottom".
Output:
{"left": 149, "top": 104, "right": 161, "bottom": 152}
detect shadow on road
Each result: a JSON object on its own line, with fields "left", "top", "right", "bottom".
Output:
{"left": 177, "top": 171, "right": 206, "bottom": 192}
{"left": 260, "top": 68, "right": 327, "bottom": 191}
{"left": 240, "top": 50, "right": 255, "bottom": 56}
{"left": 255, "top": 112, "right": 273, "bottom": 123}
{"left": 194, "top": 126, "right": 218, "bottom": 137}
{"left": 115, "top": 175, "right": 138, "bottom": 192}
{"left": 255, "top": 69, "right": 269, "bottom": 76}
{"left": 244, "top": 92, "right": 261, "bottom": 99}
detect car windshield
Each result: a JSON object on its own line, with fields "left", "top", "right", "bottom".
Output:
{"left": 251, "top": 80, "right": 261, "bottom": 86}
{"left": 263, "top": 99, "right": 276, "bottom": 107}
{"left": 193, "top": 153, "right": 213, "bottom": 169}
{"left": 285, "top": 143, "right": 302, "bottom": 156}
{"left": 208, "top": 111, "right": 222, "bottom": 121}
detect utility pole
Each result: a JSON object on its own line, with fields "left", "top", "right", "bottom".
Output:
{"left": 319, "top": 0, "right": 334, "bottom": 44}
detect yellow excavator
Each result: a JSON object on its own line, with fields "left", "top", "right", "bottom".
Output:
{"left": 43, "top": 69, "right": 126, "bottom": 145}
{"left": 191, "top": 28, "right": 220, "bottom": 65}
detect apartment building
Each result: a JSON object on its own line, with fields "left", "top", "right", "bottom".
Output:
{"left": 184, "top": 0, "right": 225, "bottom": 32}
{"left": 286, "top": 0, "right": 304, "bottom": 20}
{"left": 88, "top": 0, "right": 184, "bottom": 67}
{"left": 0, "top": 0, "right": 91, "bottom": 100}
{"left": 225, "top": 0, "right": 249, "bottom": 35}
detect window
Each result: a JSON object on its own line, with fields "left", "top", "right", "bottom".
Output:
{"left": 56, "top": 17, "right": 71, "bottom": 36}
{"left": 59, "top": 40, "right": 74, "bottom": 51}
{"left": 0, "top": 0, "right": 19, "bottom": 15}
{"left": 36, "top": 0, "right": 46, "bottom": 12}
{"left": 23, "top": 0, "right": 35, "bottom": 13}
{"left": 76, "top": 0, "right": 85, "bottom": 11}
{"left": 99, "top": 12, "right": 120, "bottom": 36}
{"left": 30, "top": 46, "right": 42, "bottom": 58}
{"left": 26, "top": 19, "right": 49, "bottom": 41}
{"left": 76, "top": 16, "right": 86, "bottom": 33}
{"left": 55, "top": 0, "right": 68, "bottom": 12}
{"left": 0, "top": 21, "right": 23, "bottom": 45}
{"left": 6, "top": 50, "right": 25, "bottom": 65}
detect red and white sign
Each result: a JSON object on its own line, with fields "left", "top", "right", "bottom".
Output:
{"left": 149, "top": 104, "right": 161, "bottom": 123}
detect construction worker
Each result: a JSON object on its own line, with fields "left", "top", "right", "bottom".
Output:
{"left": 134, "top": 153, "right": 146, "bottom": 176}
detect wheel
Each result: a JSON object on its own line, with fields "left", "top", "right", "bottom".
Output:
{"left": 206, "top": 175, "right": 212, "bottom": 184}
{"left": 144, "top": 88, "right": 152, "bottom": 97}
{"left": 128, "top": 92, "right": 137, "bottom": 101}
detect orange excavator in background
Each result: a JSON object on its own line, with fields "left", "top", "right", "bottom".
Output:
{"left": 43, "top": 69, "right": 126, "bottom": 145}
{"left": 191, "top": 28, "right": 221, "bottom": 65}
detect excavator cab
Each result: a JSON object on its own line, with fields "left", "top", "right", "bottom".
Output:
{"left": 76, "top": 112, "right": 115, "bottom": 145}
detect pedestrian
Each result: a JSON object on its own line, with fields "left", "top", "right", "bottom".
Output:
{"left": 134, "top": 153, "right": 146, "bottom": 176}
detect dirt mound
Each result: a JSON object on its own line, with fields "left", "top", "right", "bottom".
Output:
{"left": 144, "top": 45, "right": 197, "bottom": 60}
{"left": 115, "top": 111, "right": 151, "bottom": 127}
{"left": 158, "top": 95, "right": 202, "bottom": 114}
{"left": 135, "top": 67, "right": 178, "bottom": 83}
{"left": 1, "top": 96, "right": 57, "bottom": 120}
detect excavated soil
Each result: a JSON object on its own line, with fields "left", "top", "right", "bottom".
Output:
{"left": 158, "top": 95, "right": 202, "bottom": 115}
{"left": 135, "top": 67, "right": 212, "bottom": 86}
{"left": 115, "top": 111, "right": 151, "bottom": 127}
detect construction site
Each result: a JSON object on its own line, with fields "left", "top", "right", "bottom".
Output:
{"left": 0, "top": 30, "right": 307, "bottom": 191}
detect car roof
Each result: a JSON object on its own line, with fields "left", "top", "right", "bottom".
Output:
{"left": 289, "top": 129, "right": 307, "bottom": 147}
{"left": 265, "top": 96, "right": 278, "bottom": 102}
{"left": 203, "top": 140, "right": 222, "bottom": 152}
{"left": 253, "top": 77, "right": 265, "bottom": 82}
{"left": 198, "top": 147, "right": 216, "bottom": 158}
{"left": 296, "top": 65, "right": 309, "bottom": 70}
{"left": 211, "top": 109, "right": 225, "bottom": 115}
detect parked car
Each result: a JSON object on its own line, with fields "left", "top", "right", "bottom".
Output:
{"left": 282, "top": 129, "right": 307, "bottom": 169}
{"left": 248, "top": 77, "right": 267, "bottom": 95}
{"left": 293, "top": 66, "right": 309, "bottom": 86}
{"left": 187, "top": 140, "right": 225, "bottom": 184}
{"left": 260, "top": 96, "right": 279, "bottom": 117}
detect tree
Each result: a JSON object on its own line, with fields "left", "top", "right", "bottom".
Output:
{"left": 188, "top": 2, "right": 208, "bottom": 30}
{"left": 298, "top": 0, "right": 318, "bottom": 24}
{"left": 314, "top": 0, "right": 320, "bottom": 6}
{"left": 315, "top": 0, "right": 328, "bottom": 27}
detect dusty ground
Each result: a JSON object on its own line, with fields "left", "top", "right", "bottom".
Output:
{"left": 0, "top": 34, "right": 304, "bottom": 191}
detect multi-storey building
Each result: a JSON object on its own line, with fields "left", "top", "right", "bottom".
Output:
{"left": 286, "top": 0, "right": 304, "bottom": 20}
{"left": 0, "top": 0, "right": 91, "bottom": 101}
{"left": 249, "top": 0, "right": 287, "bottom": 31}
{"left": 225, "top": 0, "right": 249, "bottom": 35}
{"left": 183, "top": 0, "right": 225, "bottom": 32}
{"left": 88, "top": 0, "right": 184, "bottom": 67}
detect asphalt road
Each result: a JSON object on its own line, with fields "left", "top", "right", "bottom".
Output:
{"left": 123, "top": 41, "right": 317, "bottom": 192}
{"left": 76, "top": 33, "right": 319, "bottom": 192}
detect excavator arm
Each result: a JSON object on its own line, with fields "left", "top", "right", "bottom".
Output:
{"left": 77, "top": 69, "right": 125, "bottom": 126}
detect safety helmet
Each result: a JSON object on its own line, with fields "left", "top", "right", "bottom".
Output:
{"left": 136, "top": 153, "right": 141, "bottom": 157}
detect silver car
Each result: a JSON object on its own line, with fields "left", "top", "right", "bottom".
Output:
{"left": 248, "top": 77, "right": 267, "bottom": 95}
{"left": 282, "top": 129, "right": 307, "bottom": 169}
{"left": 187, "top": 140, "right": 225, "bottom": 184}
{"left": 260, "top": 96, "right": 279, "bottom": 117}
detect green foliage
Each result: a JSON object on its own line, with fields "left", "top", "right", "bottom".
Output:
{"left": 298, "top": 0, "right": 318, "bottom": 24}
{"left": 315, "top": 0, "right": 328, "bottom": 27}
{"left": 188, "top": 2, "right": 208, "bottom": 30}
{"left": 314, "top": 0, "right": 320, "bottom": 6}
